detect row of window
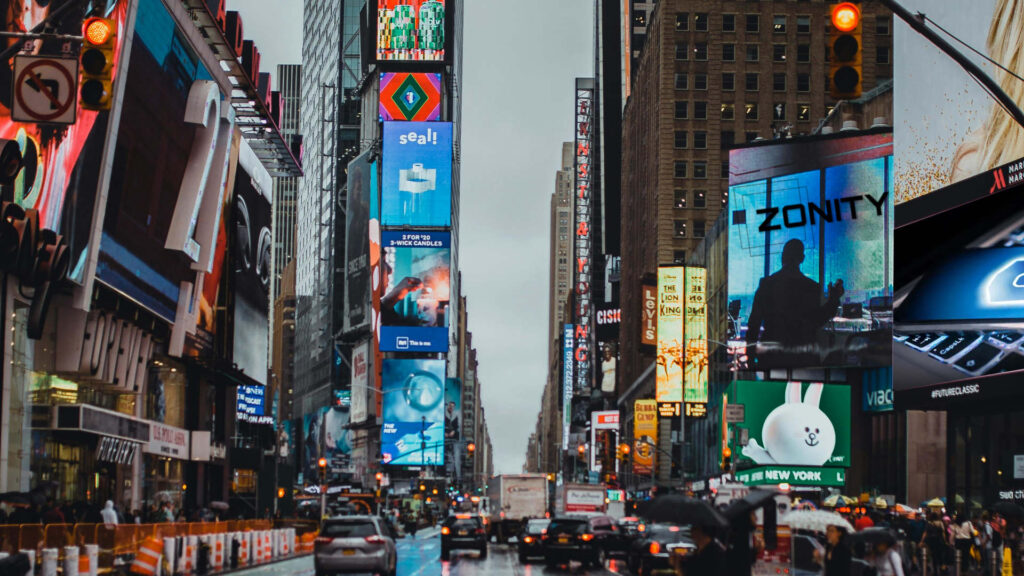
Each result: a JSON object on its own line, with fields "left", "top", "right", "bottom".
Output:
{"left": 676, "top": 42, "right": 891, "bottom": 64}
{"left": 675, "top": 12, "right": 890, "bottom": 35}
{"left": 677, "top": 72, "right": 815, "bottom": 92}
{"left": 674, "top": 219, "right": 707, "bottom": 239}
{"left": 675, "top": 101, "right": 814, "bottom": 122}
{"left": 673, "top": 161, "right": 729, "bottom": 180}
{"left": 673, "top": 189, "right": 725, "bottom": 210}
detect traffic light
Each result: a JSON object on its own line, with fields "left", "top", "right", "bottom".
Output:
{"left": 318, "top": 457, "right": 327, "bottom": 469}
{"left": 576, "top": 443, "right": 586, "bottom": 461}
{"left": 466, "top": 442, "right": 475, "bottom": 455}
{"left": 829, "top": 3, "right": 862, "bottom": 99}
{"left": 722, "top": 446, "right": 733, "bottom": 472}
{"left": 375, "top": 472, "right": 384, "bottom": 483}
{"left": 79, "top": 17, "right": 117, "bottom": 110}
{"left": 277, "top": 487, "right": 285, "bottom": 499}
{"left": 616, "top": 443, "right": 630, "bottom": 461}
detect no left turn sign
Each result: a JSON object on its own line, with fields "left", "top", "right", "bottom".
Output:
{"left": 12, "top": 55, "right": 79, "bottom": 125}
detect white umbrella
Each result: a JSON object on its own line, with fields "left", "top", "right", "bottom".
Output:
{"left": 781, "top": 510, "right": 854, "bottom": 534}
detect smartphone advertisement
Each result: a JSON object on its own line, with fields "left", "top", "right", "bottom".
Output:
{"left": 379, "top": 231, "right": 450, "bottom": 352}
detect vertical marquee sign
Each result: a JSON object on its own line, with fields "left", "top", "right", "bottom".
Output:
{"left": 574, "top": 79, "right": 595, "bottom": 396}
{"left": 563, "top": 324, "right": 574, "bottom": 451}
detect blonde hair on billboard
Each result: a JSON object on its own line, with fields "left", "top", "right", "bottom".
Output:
{"left": 977, "top": 0, "right": 1024, "bottom": 171}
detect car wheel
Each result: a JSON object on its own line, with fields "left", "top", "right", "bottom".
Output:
{"left": 479, "top": 545, "right": 488, "bottom": 559}
{"left": 593, "top": 548, "right": 606, "bottom": 568}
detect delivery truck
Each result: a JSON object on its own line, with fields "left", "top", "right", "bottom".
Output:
{"left": 485, "top": 474, "right": 549, "bottom": 543}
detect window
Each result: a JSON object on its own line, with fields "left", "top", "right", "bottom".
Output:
{"left": 674, "top": 130, "right": 687, "bottom": 149}
{"left": 673, "top": 250, "right": 687, "bottom": 264}
{"left": 694, "top": 101, "right": 707, "bottom": 119}
{"left": 675, "top": 73, "right": 688, "bottom": 90}
{"left": 746, "top": 45, "right": 759, "bottom": 61}
{"left": 745, "top": 131, "right": 759, "bottom": 142}
{"left": 773, "top": 102, "right": 786, "bottom": 120}
{"left": 694, "top": 74, "right": 707, "bottom": 90}
{"left": 745, "top": 103, "right": 758, "bottom": 120}
{"left": 721, "top": 162, "right": 730, "bottom": 179}
{"left": 797, "top": 44, "right": 810, "bottom": 63}
{"left": 674, "top": 162, "right": 687, "bottom": 178}
{"left": 675, "top": 101, "right": 688, "bottom": 119}
{"left": 675, "top": 42, "right": 688, "bottom": 60}
{"left": 695, "top": 43, "right": 708, "bottom": 61}
{"left": 722, "top": 191, "right": 729, "bottom": 205}
{"left": 721, "top": 131, "right": 735, "bottom": 148}
{"left": 694, "top": 220, "right": 707, "bottom": 238}
{"left": 722, "top": 14, "right": 735, "bottom": 32}
{"left": 694, "top": 190, "right": 707, "bottom": 208}
{"left": 773, "top": 44, "right": 786, "bottom": 62}
{"left": 745, "top": 73, "right": 759, "bottom": 91}
{"left": 674, "top": 220, "right": 688, "bottom": 238}
{"left": 746, "top": 14, "right": 759, "bottom": 33}
{"left": 797, "top": 73, "right": 810, "bottom": 92}
{"left": 798, "top": 104, "right": 810, "bottom": 121}
{"left": 695, "top": 13, "right": 708, "bottom": 31}
{"left": 693, "top": 131, "right": 707, "bottom": 149}
{"left": 877, "top": 46, "right": 890, "bottom": 64}
{"left": 876, "top": 16, "right": 890, "bottom": 35}
{"left": 674, "top": 190, "right": 687, "bottom": 209}
{"left": 722, "top": 43, "right": 736, "bottom": 61}
{"left": 676, "top": 13, "right": 688, "bottom": 31}
{"left": 773, "top": 73, "right": 786, "bottom": 91}
{"left": 721, "top": 103, "right": 735, "bottom": 120}
{"left": 797, "top": 15, "right": 811, "bottom": 33}
{"left": 722, "top": 73, "right": 735, "bottom": 91}
{"left": 693, "top": 161, "right": 707, "bottom": 179}
{"left": 773, "top": 15, "right": 786, "bottom": 33}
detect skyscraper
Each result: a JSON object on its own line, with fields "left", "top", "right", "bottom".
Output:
{"left": 272, "top": 64, "right": 302, "bottom": 305}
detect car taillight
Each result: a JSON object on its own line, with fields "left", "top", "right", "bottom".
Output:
{"left": 579, "top": 533, "right": 595, "bottom": 542}
{"left": 441, "top": 527, "right": 450, "bottom": 535}
{"left": 523, "top": 536, "right": 534, "bottom": 544}
{"left": 365, "top": 535, "right": 386, "bottom": 545}
{"left": 541, "top": 528, "right": 547, "bottom": 535}
{"left": 315, "top": 537, "right": 333, "bottom": 544}
{"left": 541, "top": 534, "right": 548, "bottom": 541}
{"left": 649, "top": 542, "right": 661, "bottom": 555}
{"left": 475, "top": 528, "right": 485, "bottom": 535}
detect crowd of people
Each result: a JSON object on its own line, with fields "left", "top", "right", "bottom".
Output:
{"left": 0, "top": 500, "right": 225, "bottom": 526}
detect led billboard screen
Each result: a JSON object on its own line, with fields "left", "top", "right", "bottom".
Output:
{"left": 728, "top": 132, "right": 894, "bottom": 370}
{"left": 684, "top": 267, "right": 708, "bottom": 404}
{"left": 380, "top": 72, "right": 442, "bottom": 122}
{"left": 377, "top": 0, "right": 445, "bottom": 62}
{"left": 633, "top": 400, "right": 657, "bottom": 474}
{"left": 656, "top": 267, "right": 684, "bottom": 403}
{"left": 379, "top": 231, "right": 450, "bottom": 352}
{"left": 381, "top": 359, "right": 446, "bottom": 466}
{"left": 236, "top": 385, "right": 265, "bottom": 417}
{"left": 344, "top": 151, "right": 374, "bottom": 334}
{"left": 381, "top": 122, "right": 452, "bottom": 227}
{"left": 894, "top": 0, "right": 1024, "bottom": 203}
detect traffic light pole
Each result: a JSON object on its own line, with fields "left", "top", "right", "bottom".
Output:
{"left": 876, "top": 0, "right": 1024, "bottom": 129}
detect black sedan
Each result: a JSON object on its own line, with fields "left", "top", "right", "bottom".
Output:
{"left": 516, "top": 518, "right": 550, "bottom": 563}
{"left": 440, "top": 514, "right": 487, "bottom": 561}
{"left": 626, "top": 524, "right": 696, "bottom": 576}
{"left": 542, "top": 516, "right": 605, "bottom": 569}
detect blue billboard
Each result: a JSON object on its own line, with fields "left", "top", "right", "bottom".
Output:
{"left": 381, "top": 122, "right": 452, "bottom": 227}
{"left": 380, "top": 231, "right": 450, "bottom": 352}
{"left": 381, "top": 359, "right": 446, "bottom": 466}
{"left": 237, "top": 385, "right": 265, "bottom": 416}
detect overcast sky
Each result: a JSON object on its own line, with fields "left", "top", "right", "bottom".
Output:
{"left": 236, "top": 0, "right": 594, "bottom": 475}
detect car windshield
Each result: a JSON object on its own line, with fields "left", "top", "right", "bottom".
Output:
{"left": 647, "top": 524, "right": 692, "bottom": 542}
{"left": 451, "top": 519, "right": 479, "bottom": 530}
{"left": 525, "top": 519, "right": 550, "bottom": 534}
{"left": 322, "top": 521, "right": 377, "bottom": 538}
{"left": 547, "top": 519, "right": 587, "bottom": 535}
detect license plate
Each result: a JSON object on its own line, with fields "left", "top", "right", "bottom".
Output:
{"left": 342, "top": 550, "right": 355, "bottom": 556}
{"left": 558, "top": 536, "right": 569, "bottom": 544}
{"left": 459, "top": 530, "right": 468, "bottom": 536}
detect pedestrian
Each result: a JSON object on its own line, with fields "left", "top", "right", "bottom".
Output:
{"left": 41, "top": 500, "right": 64, "bottom": 524}
{"left": 870, "top": 540, "right": 905, "bottom": 576}
{"left": 161, "top": 502, "right": 175, "bottom": 523}
{"left": 100, "top": 501, "right": 118, "bottom": 526}
{"left": 856, "top": 511, "right": 876, "bottom": 532}
{"left": 822, "top": 524, "right": 852, "bottom": 576}
{"left": 922, "top": 513, "right": 947, "bottom": 575}
{"left": 675, "top": 524, "right": 726, "bottom": 575}
{"left": 953, "top": 513, "right": 973, "bottom": 573}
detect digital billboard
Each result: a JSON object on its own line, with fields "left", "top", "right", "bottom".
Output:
{"left": 632, "top": 400, "right": 657, "bottom": 475}
{"left": 344, "top": 151, "right": 373, "bottom": 334}
{"left": 656, "top": 267, "right": 684, "bottom": 403}
{"left": 303, "top": 407, "right": 354, "bottom": 478}
{"left": 0, "top": 0, "right": 130, "bottom": 284}
{"left": 728, "top": 132, "right": 894, "bottom": 370}
{"left": 381, "top": 359, "right": 446, "bottom": 466}
{"left": 236, "top": 385, "right": 265, "bottom": 417}
{"left": 379, "top": 231, "right": 450, "bottom": 352}
{"left": 894, "top": 0, "right": 1024, "bottom": 203}
{"left": 562, "top": 324, "right": 573, "bottom": 450}
{"left": 381, "top": 122, "right": 452, "bottom": 227}
{"left": 573, "top": 81, "right": 595, "bottom": 397}
{"left": 379, "top": 72, "right": 442, "bottom": 122}
{"left": 376, "top": 0, "right": 445, "bottom": 62}
{"left": 444, "top": 377, "right": 461, "bottom": 441}
{"left": 684, "top": 267, "right": 707, "bottom": 404}
{"left": 725, "top": 381, "right": 851, "bottom": 475}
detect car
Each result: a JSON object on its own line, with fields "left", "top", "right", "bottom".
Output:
{"left": 441, "top": 514, "right": 488, "bottom": 561}
{"left": 626, "top": 523, "right": 696, "bottom": 576}
{"left": 588, "top": 515, "right": 630, "bottom": 559}
{"left": 516, "top": 518, "right": 550, "bottom": 563}
{"left": 541, "top": 516, "right": 605, "bottom": 569}
{"left": 314, "top": 516, "right": 398, "bottom": 576}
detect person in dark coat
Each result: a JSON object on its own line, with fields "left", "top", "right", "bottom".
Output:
{"left": 824, "top": 524, "right": 852, "bottom": 576}
{"left": 678, "top": 524, "right": 727, "bottom": 575}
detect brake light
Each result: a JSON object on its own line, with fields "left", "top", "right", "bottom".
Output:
{"left": 315, "top": 537, "right": 333, "bottom": 544}
{"left": 456, "top": 514, "right": 471, "bottom": 519}
{"left": 441, "top": 527, "right": 450, "bottom": 535}
{"left": 523, "top": 536, "right": 534, "bottom": 544}
{"left": 541, "top": 528, "right": 547, "bottom": 535}
{"left": 365, "top": 535, "right": 386, "bottom": 545}
{"left": 579, "top": 533, "right": 595, "bottom": 542}
{"left": 638, "top": 524, "right": 646, "bottom": 533}
{"left": 476, "top": 528, "right": 485, "bottom": 535}
{"left": 649, "top": 542, "right": 661, "bottom": 555}
{"left": 669, "top": 526, "right": 680, "bottom": 532}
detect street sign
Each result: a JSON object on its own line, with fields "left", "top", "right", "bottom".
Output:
{"left": 12, "top": 55, "right": 78, "bottom": 125}
{"left": 726, "top": 403, "right": 746, "bottom": 423}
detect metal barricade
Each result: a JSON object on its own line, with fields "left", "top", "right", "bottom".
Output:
{"left": 19, "top": 524, "right": 43, "bottom": 552}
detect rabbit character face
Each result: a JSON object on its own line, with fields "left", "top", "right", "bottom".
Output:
{"left": 760, "top": 382, "right": 836, "bottom": 466}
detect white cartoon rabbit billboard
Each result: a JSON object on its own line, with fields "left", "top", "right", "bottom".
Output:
{"left": 726, "top": 381, "right": 851, "bottom": 468}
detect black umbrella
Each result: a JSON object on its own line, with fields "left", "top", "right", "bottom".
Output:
{"left": 724, "top": 490, "right": 779, "bottom": 522}
{"left": 640, "top": 495, "right": 728, "bottom": 529}
{"left": 851, "top": 527, "right": 897, "bottom": 546}
{"left": 993, "top": 502, "right": 1024, "bottom": 523}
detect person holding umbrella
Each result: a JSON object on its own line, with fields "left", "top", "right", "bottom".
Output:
{"left": 820, "top": 524, "right": 852, "bottom": 576}
{"left": 676, "top": 524, "right": 727, "bottom": 575}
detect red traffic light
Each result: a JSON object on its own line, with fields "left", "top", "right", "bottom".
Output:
{"left": 318, "top": 457, "right": 327, "bottom": 468}
{"left": 375, "top": 472, "right": 384, "bottom": 481}
{"left": 577, "top": 444, "right": 586, "bottom": 455}
{"left": 84, "top": 18, "right": 114, "bottom": 45}
{"left": 466, "top": 442, "right": 476, "bottom": 453}
{"left": 831, "top": 3, "right": 860, "bottom": 32}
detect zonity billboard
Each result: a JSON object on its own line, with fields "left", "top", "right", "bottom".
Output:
{"left": 376, "top": 0, "right": 445, "bottom": 62}
{"left": 381, "top": 121, "right": 452, "bottom": 227}
{"left": 381, "top": 359, "right": 446, "bottom": 466}
{"left": 380, "top": 231, "right": 450, "bottom": 352}
{"left": 728, "top": 132, "right": 894, "bottom": 370}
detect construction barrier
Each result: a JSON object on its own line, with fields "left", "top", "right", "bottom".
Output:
{"left": 41, "top": 548, "right": 57, "bottom": 576}
{"left": 63, "top": 545, "right": 79, "bottom": 576}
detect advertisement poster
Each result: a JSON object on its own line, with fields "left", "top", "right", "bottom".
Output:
{"left": 380, "top": 72, "right": 442, "bottom": 122}
{"left": 894, "top": 0, "right": 1023, "bottom": 202}
{"left": 381, "top": 359, "right": 446, "bottom": 466}
{"left": 633, "top": 400, "right": 657, "bottom": 475}
{"left": 351, "top": 341, "right": 370, "bottom": 424}
{"left": 379, "top": 231, "right": 450, "bottom": 352}
{"left": 236, "top": 385, "right": 265, "bottom": 416}
{"left": 277, "top": 419, "right": 294, "bottom": 464}
{"left": 641, "top": 283, "right": 658, "bottom": 346}
{"left": 656, "top": 267, "right": 684, "bottom": 403}
{"left": 684, "top": 268, "right": 708, "bottom": 404}
{"left": 1, "top": 0, "right": 130, "bottom": 284}
{"left": 726, "top": 381, "right": 851, "bottom": 469}
{"left": 728, "top": 133, "right": 894, "bottom": 370}
{"left": 381, "top": 121, "right": 452, "bottom": 227}
{"left": 344, "top": 151, "right": 373, "bottom": 334}
{"left": 377, "top": 0, "right": 445, "bottom": 62}
{"left": 303, "top": 407, "right": 353, "bottom": 479}
{"left": 444, "top": 377, "right": 462, "bottom": 441}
